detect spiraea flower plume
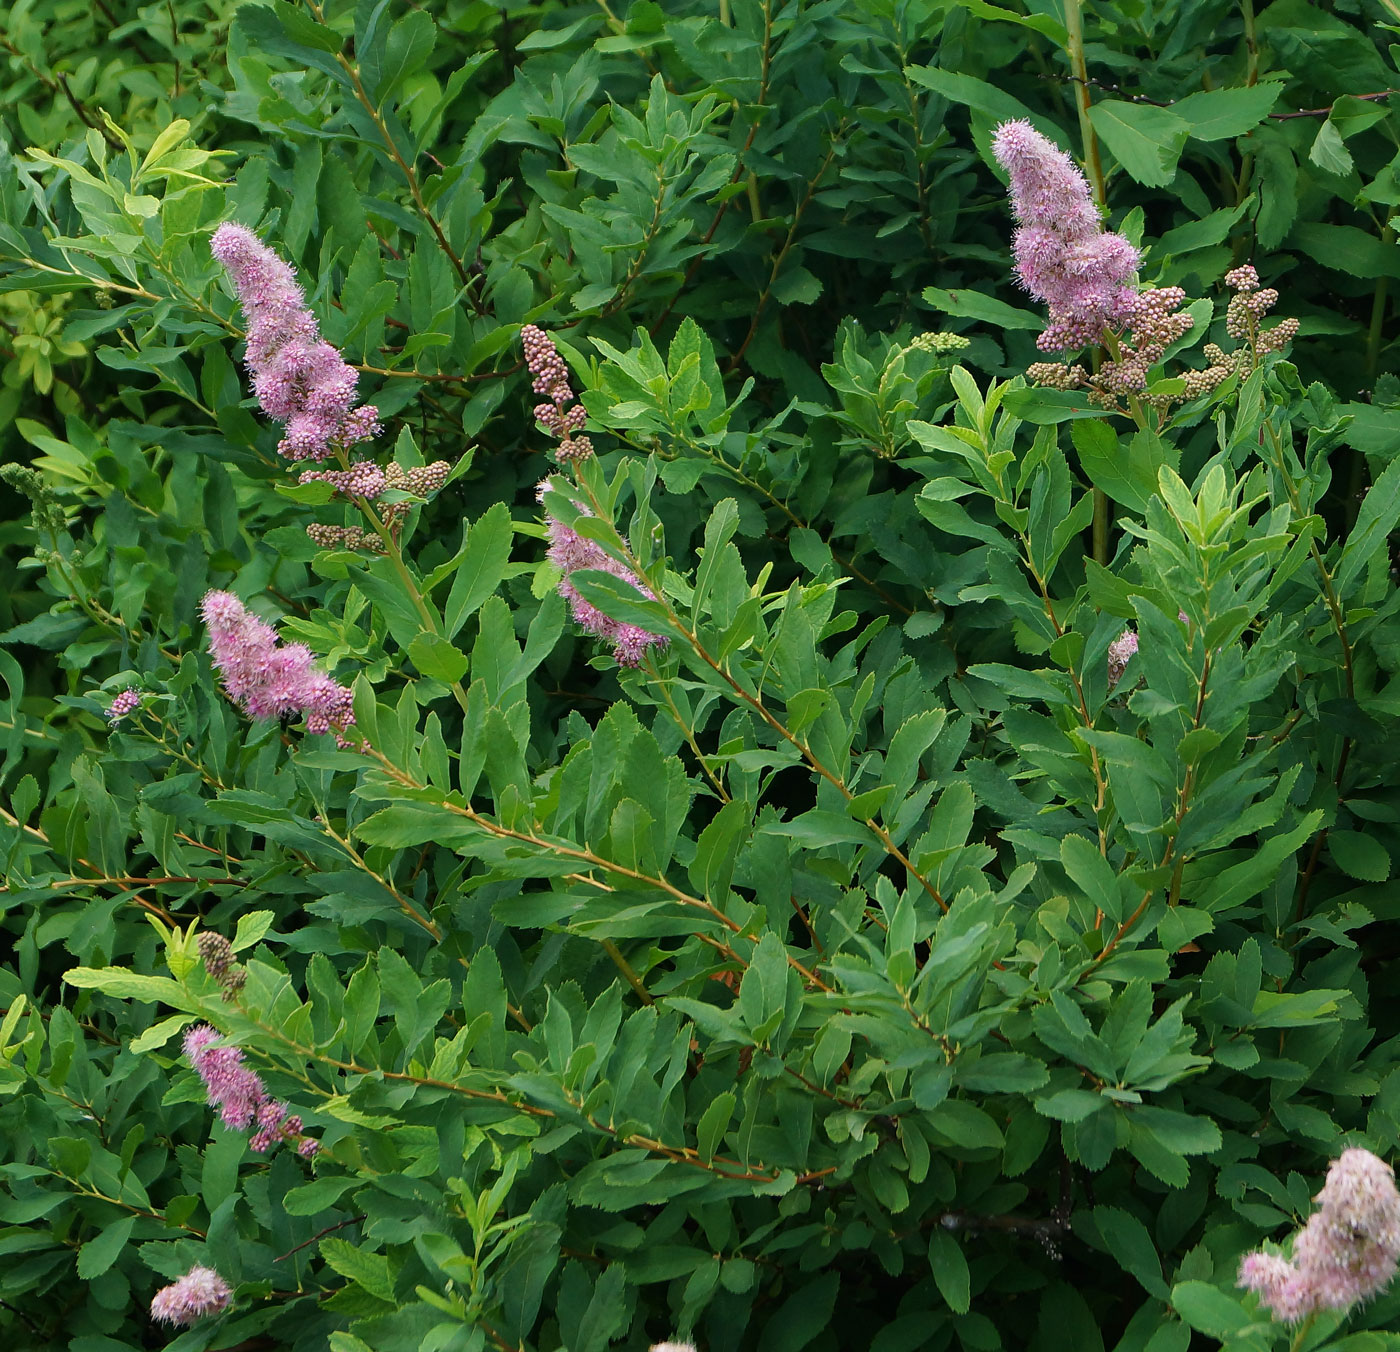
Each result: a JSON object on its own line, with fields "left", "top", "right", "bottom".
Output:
{"left": 539, "top": 481, "right": 668, "bottom": 667}
{"left": 183, "top": 1024, "right": 319, "bottom": 1156}
{"left": 210, "top": 222, "right": 382, "bottom": 462}
{"left": 201, "top": 590, "right": 355, "bottom": 741}
{"left": 150, "top": 1265, "right": 232, "bottom": 1326}
{"left": 991, "top": 120, "right": 1139, "bottom": 352}
{"left": 1239, "top": 1147, "right": 1400, "bottom": 1322}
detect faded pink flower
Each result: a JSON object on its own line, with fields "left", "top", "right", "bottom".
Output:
{"left": 150, "top": 1265, "right": 232, "bottom": 1326}
{"left": 210, "top": 222, "right": 381, "bottom": 461}
{"left": 539, "top": 481, "right": 667, "bottom": 667}
{"left": 1239, "top": 1147, "right": 1400, "bottom": 1322}
{"left": 650, "top": 1343, "right": 697, "bottom": 1352}
{"left": 201, "top": 590, "right": 355, "bottom": 741}
{"left": 991, "top": 120, "right": 1140, "bottom": 352}
{"left": 1107, "top": 628, "right": 1138, "bottom": 687}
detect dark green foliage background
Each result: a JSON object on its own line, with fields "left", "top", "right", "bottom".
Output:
{"left": 4, "top": 1, "right": 1400, "bottom": 1350}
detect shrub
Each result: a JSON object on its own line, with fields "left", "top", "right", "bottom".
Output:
{"left": 3, "top": 2, "right": 1400, "bottom": 1351}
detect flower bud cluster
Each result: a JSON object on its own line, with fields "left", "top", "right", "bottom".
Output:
{"left": 299, "top": 461, "right": 387, "bottom": 500}
{"left": 910, "top": 331, "right": 971, "bottom": 355}
{"left": 522, "top": 325, "right": 593, "bottom": 462}
{"left": 107, "top": 688, "right": 140, "bottom": 723}
{"left": 0, "top": 463, "right": 66, "bottom": 536}
{"left": 1239, "top": 1147, "right": 1400, "bottom": 1322}
{"left": 302, "top": 460, "right": 452, "bottom": 550}
{"left": 150, "top": 1266, "right": 232, "bottom": 1326}
{"left": 1027, "top": 267, "right": 1295, "bottom": 414}
{"left": 183, "top": 1023, "right": 319, "bottom": 1156}
{"left": 539, "top": 481, "right": 668, "bottom": 667}
{"left": 197, "top": 932, "right": 247, "bottom": 997}
{"left": 201, "top": 590, "right": 356, "bottom": 743}
{"left": 305, "top": 522, "right": 385, "bottom": 553}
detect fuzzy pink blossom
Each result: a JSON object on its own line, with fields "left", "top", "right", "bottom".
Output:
{"left": 539, "top": 482, "right": 667, "bottom": 666}
{"left": 201, "top": 590, "right": 355, "bottom": 740}
{"left": 183, "top": 1024, "right": 318, "bottom": 1155}
{"left": 991, "top": 120, "right": 1140, "bottom": 352}
{"left": 1239, "top": 1148, "right": 1400, "bottom": 1322}
{"left": 210, "top": 222, "right": 381, "bottom": 461}
{"left": 650, "top": 1343, "right": 697, "bottom": 1352}
{"left": 150, "top": 1265, "right": 232, "bottom": 1326}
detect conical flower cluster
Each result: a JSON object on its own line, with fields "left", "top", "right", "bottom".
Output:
{"left": 183, "top": 1024, "right": 318, "bottom": 1156}
{"left": 211, "top": 222, "right": 381, "bottom": 461}
{"left": 539, "top": 482, "right": 668, "bottom": 667}
{"left": 1239, "top": 1147, "right": 1400, "bottom": 1321}
{"left": 201, "top": 590, "right": 355, "bottom": 740}
{"left": 991, "top": 120, "right": 1139, "bottom": 352}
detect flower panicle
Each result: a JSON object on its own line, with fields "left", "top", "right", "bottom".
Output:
{"left": 1239, "top": 1147, "right": 1400, "bottom": 1322}
{"left": 183, "top": 1023, "right": 319, "bottom": 1157}
{"left": 990, "top": 120, "right": 1139, "bottom": 353}
{"left": 522, "top": 325, "right": 593, "bottom": 462}
{"left": 210, "top": 222, "right": 381, "bottom": 463}
{"left": 538, "top": 481, "right": 667, "bottom": 667}
{"left": 201, "top": 590, "right": 357, "bottom": 744}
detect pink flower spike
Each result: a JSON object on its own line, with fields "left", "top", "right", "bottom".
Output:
{"left": 201, "top": 590, "right": 356, "bottom": 740}
{"left": 210, "top": 222, "right": 379, "bottom": 461}
{"left": 539, "top": 482, "right": 668, "bottom": 667}
{"left": 991, "top": 120, "right": 1139, "bottom": 352}
{"left": 150, "top": 1265, "right": 232, "bottom": 1326}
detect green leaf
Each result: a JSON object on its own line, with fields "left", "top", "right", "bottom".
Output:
{"left": 925, "top": 1099, "right": 1004, "bottom": 1150}
{"left": 408, "top": 632, "right": 469, "bottom": 684}
{"left": 1309, "top": 118, "right": 1354, "bottom": 177}
{"left": 284, "top": 1175, "right": 361, "bottom": 1216}
{"left": 1170, "top": 1282, "right": 1252, "bottom": 1339}
{"left": 1087, "top": 102, "right": 1190, "bottom": 188}
{"left": 928, "top": 1228, "right": 971, "bottom": 1314}
{"left": 368, "top": 10, "right": 436, "bottom": 103}
{"left": 321, "top": 1236, "right": 395, "bottom": 1302}
{"left": 1328, "top": 829, "right": 1391, "bottom": 882}
{"left": 1338, "top": 457, "right": 1400, "bottom": 594}
{"left": 63, "top": 967, "right": 194, "bottom": 1008}
{"left": 444, "top": 503, "right": 514, "bottom": 640}
{"left": 922, "top": 285, "right": 1041, "bottom": 331}
{"left": 1060, "top": 834, "right": 1124, "bottom": 924}
{"left": 231, "top": 910, "right": 275, "bottom": 953}
{"left": 695, "top": 1091, "right": 735, "bottom": 1162}
{"left": 1086, "top": 1206, "right": 1168, "bottom": 1298}
{"left": 1289, "top": 223, "right": 1400, "bottom": 280}
{"left": 905, "top": 66, "right": 1041, "bottom": 128}
{"left": 1173, "top": 84, "right": 1283, "bottom": 141}
{"left": 130, "top": 1014, "right": 193, "bottom": 1054}
{"left": 1073, "top": 424, "right": 1177, "bottom": 516}
{"left": 76, "top": 1215, "right": 135, "bottom": 1278}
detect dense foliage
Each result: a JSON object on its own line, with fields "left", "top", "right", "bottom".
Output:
{"left": 5, "top": 0, "right": 1400, "bottom": 1349}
